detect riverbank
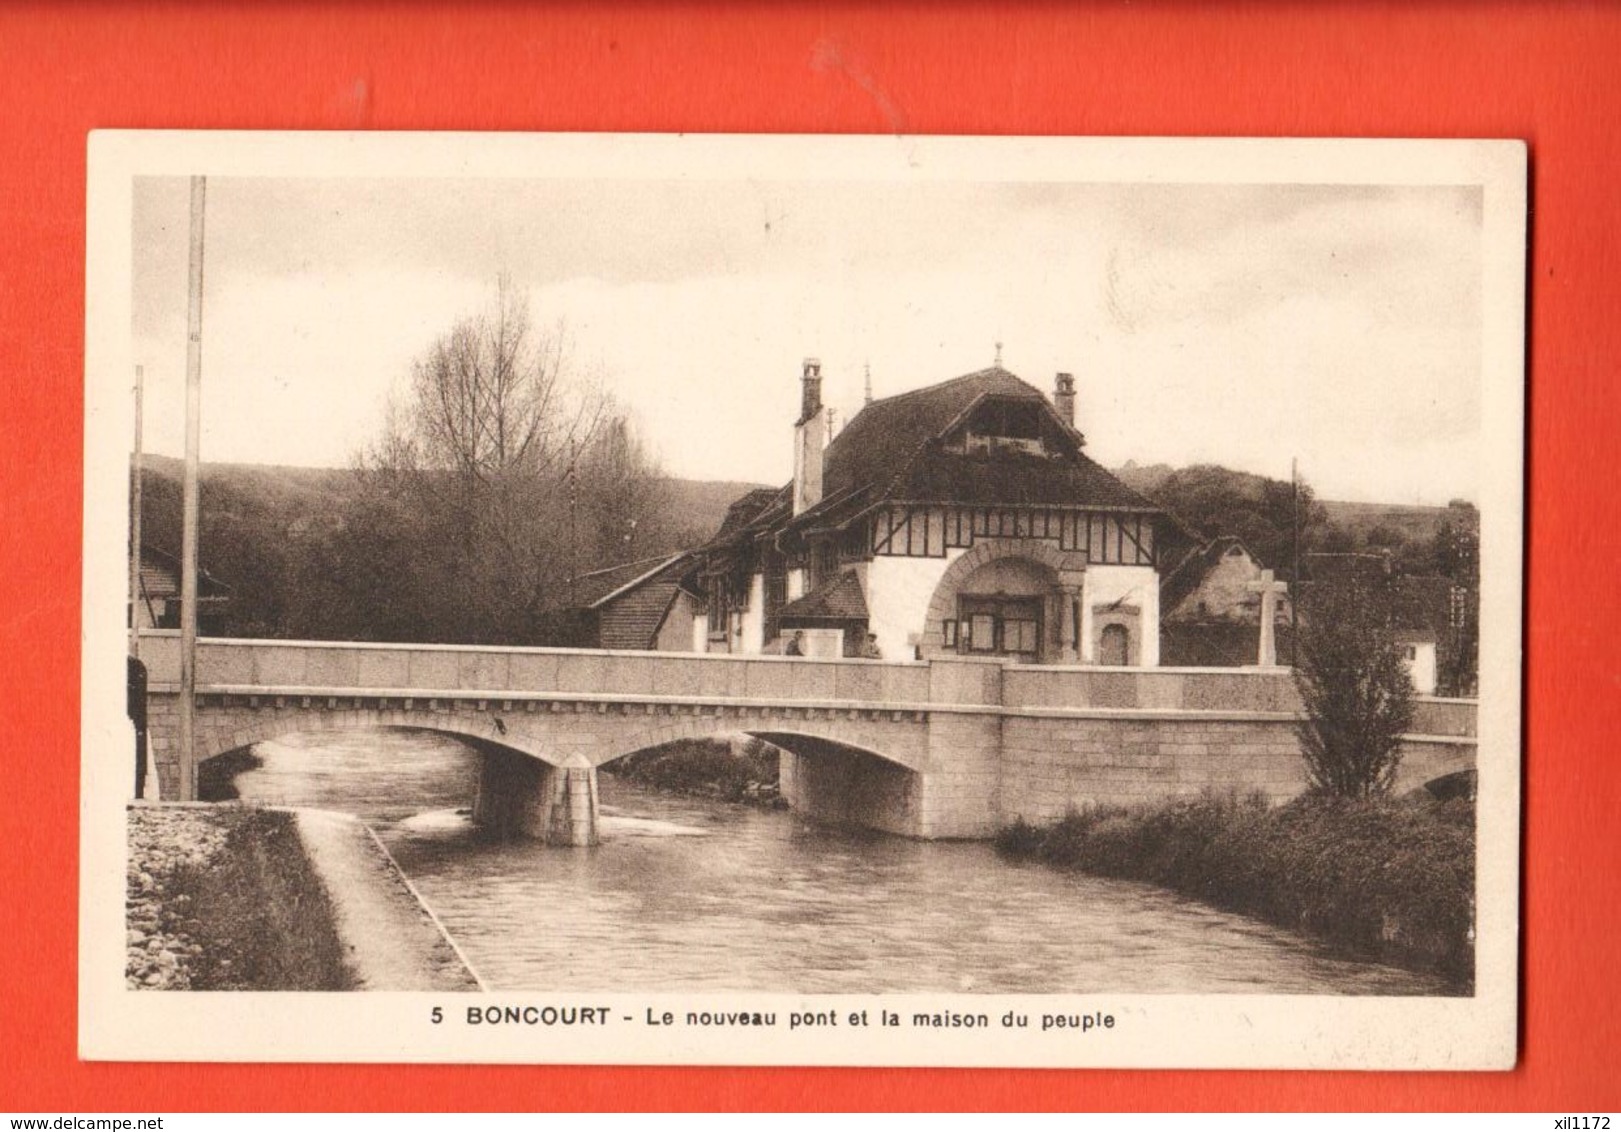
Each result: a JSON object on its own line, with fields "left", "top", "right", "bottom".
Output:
{"left": 127, "top": 804, "right": 481, "bottom": 991}
{"left": 996, "top": 792, "right": 1476, "bottom": 989}
{"left": 604, "top": 737, "right": 785, "bottom": 808}
{"left": 127, "top": 805, "right": 353, "bottom": 990}
{"left": 296, "top": 809, "right": 482, "bottom": 990}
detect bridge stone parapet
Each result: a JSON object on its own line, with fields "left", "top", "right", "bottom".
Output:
{"left": 136, "top": 633, "right": 1479, "bottom": 842}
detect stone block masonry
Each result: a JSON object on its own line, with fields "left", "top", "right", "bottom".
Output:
{"left": 138, "top": 634, "right": 1478, "bottom": 842}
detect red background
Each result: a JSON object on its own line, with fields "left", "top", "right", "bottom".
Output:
{"left": 2, "top": 1, "right": 1616, "bottom": 1111}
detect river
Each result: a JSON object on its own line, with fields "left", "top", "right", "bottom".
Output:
{"left": 213, "top": 728, "right": 1448, "bottom": 995}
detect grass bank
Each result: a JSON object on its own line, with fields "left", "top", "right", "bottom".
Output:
{"left": 996, "top": 792, "right": 1475, "bottom": 989}
{"left": 129, "top": 806, "right": 354, "bottom": 991}
{"left": 605, "top": 738, "right": 783, "bottom": 807}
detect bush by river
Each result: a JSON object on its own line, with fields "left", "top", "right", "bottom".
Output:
{"left": 604, "top": 737, "right": 784, "bottom": 807}
{"left": 127, "top": 805, "right": 354, "bottom": 991}
{"left": 996, "top": 791, "right": 1475, "bottom": 989}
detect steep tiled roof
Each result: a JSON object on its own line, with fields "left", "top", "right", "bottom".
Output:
{"left": 1159, "top": 536, "right": 1256, "bottom": 613}
{"left": 597, "top": 580, "right": 680, "bottom": 649}
{"left": 572, "top": 553, "right": 683, "bottom": 609}
{"left": 890, "top": 446, "right": 1157, "bottom": 509}
{"left": 137, "top": 544, "right": 232, "bottom": 600}
{"left": 777, "top": 570, "right": 869, "bottom": 622}
{"left": 588, "top": 552, "right": 696, "bottom": 650}
{"left": 706, "top": 365, "right": 1166, "bottom": 555}
{"left": 822, "top": 367, "right": 1041, "bottom": 499}
{"left": 823, "top": 365, "right": 1159, "bottom": 511}
{"left": 701, "top": 485, "right": 791, "bottom": 551}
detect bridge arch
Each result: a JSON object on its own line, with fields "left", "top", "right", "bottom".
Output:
{"left": 163, "top": 691, "right": 931, "bottom": 840}
{"left": 582, "top": 713, "right": 924, "bottom": 775}
{"left": 185, "top": 700, "right": 567, "bottom": 770}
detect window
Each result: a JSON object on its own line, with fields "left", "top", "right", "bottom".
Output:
{"left": 969, "top": 614, "right": 997, "bottom": 652}
{"left": 1004, "top": 618, "right": 1038, "bottom": 654}
{"left": 1404, "top": 645, "right": 1418, "bottom": 661}
{"left": 942, "top": 619, "right": 959, "bottom": 648}
{"left": 958, "top": 595, "right": 1044, "bottom": 660}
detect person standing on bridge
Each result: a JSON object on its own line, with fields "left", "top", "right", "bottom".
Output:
{"left": 784, "top": 630, "right": 805, "bottom": 656}
{"left": 858, "top": 632, "right": 882, "bottom": 660}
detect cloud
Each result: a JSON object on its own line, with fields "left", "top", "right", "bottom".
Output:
{"left": 130, "top": 177, "right": 1484, "bottom": 504}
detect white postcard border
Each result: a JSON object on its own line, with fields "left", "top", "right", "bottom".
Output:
{"left": 80, "top": 131, "right": 1526, "bottom": 1069}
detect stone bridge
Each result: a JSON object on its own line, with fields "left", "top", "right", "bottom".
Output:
{"left": 136, "top": 633, "right": 1478, "bottom": 844}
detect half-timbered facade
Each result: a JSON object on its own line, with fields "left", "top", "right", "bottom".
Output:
{"left": 688, "top": 360, "right": 1185, "bottom": 666}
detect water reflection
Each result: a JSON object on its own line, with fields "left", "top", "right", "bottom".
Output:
{"left": 214, "top": 728, "right": 1448, "bottom": 996}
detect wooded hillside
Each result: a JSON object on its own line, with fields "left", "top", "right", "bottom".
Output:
{"left": 134, "top": 454, "right": 1476, "bottom": 644}
{"left": 135, "top": 454, "right": 762, "bottom": 641}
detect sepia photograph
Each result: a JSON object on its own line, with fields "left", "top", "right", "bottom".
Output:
{"left": 80, "top": 132, "right": 1525, "bottom": 1067}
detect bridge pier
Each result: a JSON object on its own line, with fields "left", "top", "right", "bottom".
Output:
{"left": 472, "top": 746, "right": 598, "bottom": 847}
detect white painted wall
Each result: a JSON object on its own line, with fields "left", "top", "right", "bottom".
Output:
{"left": 800, "top": 628, "right": 845, "bottom": 658}
{"left": 787, "top": 567, "right": 807, "bottom": 602}
{"left": 740, "top": 572, "right": 766, "bottom": 655}
{"left": 691, "top": 610, "right": 710, "bottom": 653}
{"left": 864, "top": 549, "right": 966, "bottom": 661}
{"left": 1082, "top": 564, "right": 1160, "bottom": 665}
{"left": 1403, "top": 640, "right": 1438, "bottom": 695}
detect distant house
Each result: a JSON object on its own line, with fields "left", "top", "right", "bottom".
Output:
{"left": 1302, "top": 552, "right": 1461, "bottom": 696}
{"left": 131, "top": 544, "right": 231, "bottom": 634}
{"left": 1159, "top": 537, "right": 1294, "bottom": 667}
{"left": 607, "top": 359, "right": 1189, "bottom": 665}
{"left": 1158, "top": 543, "right": 1461, "bottom": 693}
{"left": 580, "top": 552, "right": 703, "bottom": 651}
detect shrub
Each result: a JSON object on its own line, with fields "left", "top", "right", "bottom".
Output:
{"left": 993, "top": 817, "right": 1044, "bottom": 857}
{"left": 1293, "top": 574, "right": 1417, "bottom": 797}
{"left": 607, "top": 738, "right": 779, "bottom": 803}
{"left": 994, "top": 791, "right": 1474, "bottom": 986}
{"left": 165, "top": 810, "right": 354, "bottom": 990}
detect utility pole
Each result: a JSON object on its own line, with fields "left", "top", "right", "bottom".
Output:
{"left": 129, "top": 365, "right": 144, "bottom": 659}
{"left": 567, "top": 436, "right": 578, "bottom": 610}
{"left": 178, "top": 176, "right": 206, "bottom": 802}
{"left": 1291, "top": 456, "right": 1301, "bottom": 653}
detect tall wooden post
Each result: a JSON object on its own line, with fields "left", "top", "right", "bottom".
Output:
{"left": 1291, "top": 456, "right": 1301, "bottom": 656}
{"left": 129, "top": 364, "right": 144, "bottom": 658}
{"left": 178, "top": 176, "right": 207, "bottom": 802}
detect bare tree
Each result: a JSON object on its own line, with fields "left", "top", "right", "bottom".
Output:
{"left": 577, "top": 413, "right": 671, "bottom": 564}
{"left": 359, "top": 276, "right": 623, "bottom": 643}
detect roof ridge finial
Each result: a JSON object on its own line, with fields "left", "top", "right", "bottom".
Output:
{"left": 863, "top": 360, "right": 873, "bottom": 406}
{"left": 994, "top": 339, "right": 1003, "bottom": 367}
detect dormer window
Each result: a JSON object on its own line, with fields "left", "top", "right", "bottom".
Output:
{"left": 949, "top": 397, "right": 1054, "bottom": 457}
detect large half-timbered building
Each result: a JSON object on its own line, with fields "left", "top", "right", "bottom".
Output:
{"left": 668, "top": 359, "right": 1186, "bottom": 665}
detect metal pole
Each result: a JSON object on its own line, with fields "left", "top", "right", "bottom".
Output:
{"left": 178, "top": 176, "right": 206, "bottom": 802}
{"left": 129, "top": 365, "right": 144, "bottom": 659}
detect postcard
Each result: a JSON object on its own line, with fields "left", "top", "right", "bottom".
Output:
{"left": 81, "top": 131, "right": 1525, "bottom": 1067}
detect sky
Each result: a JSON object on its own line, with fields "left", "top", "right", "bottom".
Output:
{"left": 130, "top": 175, "right": 1483, "bottom": 504}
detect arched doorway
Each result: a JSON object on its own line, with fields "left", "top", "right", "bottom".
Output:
{"left": 919, "top": 538, "right": 1088, "bottom": 663}
{"left": 944, "top": 556, "right": 1056, "bottom": 662}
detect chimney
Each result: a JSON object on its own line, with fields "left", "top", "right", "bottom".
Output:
{"left": 793, "top": 358, "right": 826, "bottom": 515}
{"left": 1053, "top": 371, "right": 1076, "bottom": 427}
{"left": 799, "top": 357, "right": 823, "bottom": 425}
